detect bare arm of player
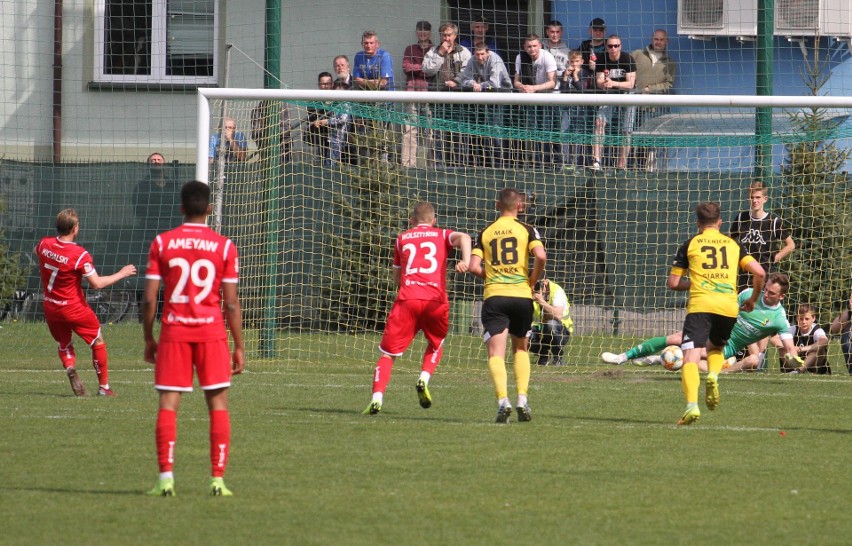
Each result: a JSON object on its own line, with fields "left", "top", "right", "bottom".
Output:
{"left": 222, "top": 282, "right": 245, "bottom": 375}
{"left": 779, "top": 336, "right": 805, "bottom": 365}
{"left": 392, "top": 266, "right": 402, "bottom": 287}
{"left": 740, "top": 260, "right": 766, "bottom": 312}
{"left": 141, "top": 278, "right": 161, "bottom": 364}
{"left": 773, "top": 235, "right": 796, "bottom": 263}
{"left": 667, "top": 273, "right": 690, "bottom": 291}
{"left": 528, "top": 246, "right": 547, "bottom": 290}
{"left": 86, "top": 264, "right": 137, "bottom": 290}
{"left": 451, "top": 232, "right": 472, "bottom": 273}
{"left": 829, "top": 308, "right": 851, "bottom": 335}
{"left": 468, "top": 255, "right": 484, "bottom": 279}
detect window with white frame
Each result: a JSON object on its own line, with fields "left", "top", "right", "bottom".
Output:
{"left": 95, "top": 0, "right": 218, "bottom": 85}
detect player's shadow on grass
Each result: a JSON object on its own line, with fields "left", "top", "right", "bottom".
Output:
{"left": 551, "top": 413, "right": 669, "bottom": 426}
{"left": 285, "top": 406, "right": 470, "bottom": 423}
{"left": 2, "top": 486, "right": 142, "bottom": 496}
{"left": 0, "top": 391, "right": 82, "bottom": 398}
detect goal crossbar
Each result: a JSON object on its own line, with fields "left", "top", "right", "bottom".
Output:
{"left": 195, "top": 89, "right": 852, "bottom": 181}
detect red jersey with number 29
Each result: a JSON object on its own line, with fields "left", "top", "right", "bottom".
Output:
{"left": 394, "top": 224, "right": 458, "bottom": 302}
{"left": 146, "top": 223, "right": 239, "bottom": 342}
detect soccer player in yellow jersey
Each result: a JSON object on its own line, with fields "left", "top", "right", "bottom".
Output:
{"left": 469, "top": 189, "right": 547, "bottom": 423}
{"left": 668, "top": 202, "right": 765, "bottom": 425}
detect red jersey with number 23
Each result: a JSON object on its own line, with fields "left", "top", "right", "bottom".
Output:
{"left": 146, "top": 223, "right": 239, "bottom": 342}
{"left": 394, "top": 224, "right": 457, "bottom": 302}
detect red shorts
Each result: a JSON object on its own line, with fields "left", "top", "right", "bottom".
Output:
{"left": 44, "top": 303, "right": 101, "bottom": 347}
{"left": 379, "top": 299, "right": 449, "bottom": 356}
{"left": 154, "top": 339, "right": 232, "bottom": 392}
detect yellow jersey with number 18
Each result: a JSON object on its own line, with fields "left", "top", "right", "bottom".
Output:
{"left": 473, "top": 216, "right": 544, "bottom": 300}
{"left": 670, "top": 227, "right": 756, "bottom": 317}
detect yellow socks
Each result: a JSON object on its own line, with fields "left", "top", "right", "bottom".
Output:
{"left": 681, "top": 361, "right": 700, "bottom": 404}
{"left": 488, "top": 356, "right": 508, "bottom": 400}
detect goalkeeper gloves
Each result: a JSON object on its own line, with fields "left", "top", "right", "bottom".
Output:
{"left": 784, "top": 353, "right": 804, "bottom": 366}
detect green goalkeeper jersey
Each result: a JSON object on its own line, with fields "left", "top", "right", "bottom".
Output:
{"left": 723, "top": 288, "right": 793, "bottom": 358}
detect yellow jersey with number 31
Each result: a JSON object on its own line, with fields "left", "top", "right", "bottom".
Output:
{"left": 473, "top": 216, "right": 544, "bottom": 299}
{"left": 670, "top": 227, "right": 756, "bottom": 317}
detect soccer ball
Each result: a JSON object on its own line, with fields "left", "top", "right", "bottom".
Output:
{"left": 661, "top": 345, "right": 684, "bottom": 371}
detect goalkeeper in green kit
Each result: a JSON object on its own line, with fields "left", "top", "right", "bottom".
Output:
{"left": 601, "top": 273, "right": 804, "bottom": 372}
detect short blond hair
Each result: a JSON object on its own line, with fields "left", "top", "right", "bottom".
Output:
{"left": 55, "top": 209, "right": 79, "bottom": 235}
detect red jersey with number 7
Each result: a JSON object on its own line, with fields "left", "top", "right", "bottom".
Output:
{"left": 393, "top": 224, "right": 458, "bottom": 302}
{"left": 146, "top": 223, "right": 239, "bottom": 342}
{"left": 35, "top": 237, "right": 96, "bottom": 309}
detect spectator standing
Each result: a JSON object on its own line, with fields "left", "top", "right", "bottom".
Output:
{"left": 35, "top": 209, "right": 137, "bottom": 397}
{"left": 561, "top": 50, "right": 596, "bottom": 170}
{"left": 143, "top": 181, "right": 245, "bottom": 497}
{"left": 423, "top": 23, "right": 471, "bottom": 166}
{"left": 459, "top": 42, "right": 511, "bottom": 91}
{"left": 133, "top": 152, "right": 181, "bottom": 239}
{"left": 730, "top": 180, "right": 795, "bottom": 292}
{"left": 401, "top": 20, "right": 433, "bottom": 168}
{"left": 305, "top": 72, "right": 334, "bottom": 163}
{"left": 460, "top": 15, "right": 500, "bottom": 59}
{"left": 543, "top": 20, "right": 570, "bottom": 87}
{"left": 251, "top": 100, "right": 293, "bottom": 165}
{"left": 592, "top": 35, "right": 636, "bottom": 171}
{"left": 333, "top": 55, "right": 352, "bottom": 87}
{"left": 730, "top": 180, "right": 795, "bottom": 368}
{"left": 459, "top": 43, "right": 511, "bottom": 167}
{"left": 631, "top": 29, "right": 676, "bottom": 170}
{"left": 667, "top": 202, "right": 764, "bottom": 426}
{"left": 133, "top": 152, "right": 180, "bottom": 319}
{"left": 513, "top": 34, "right": 557, "bottom": 168}
{"left": 578, "top": 17, "right": 608, "bottom": 71}
{"left": 829, "top": 291, "right": 852, "bottom": 374}
{"left": 353, "top": 31, "right": 395, "bottom": 90}
{"left": 422, "top": 23, "right": 471, "bottom": 91}
{"left": 469, "top": 189, "right": 547, "bottom": 424}
{"left": 362, "top": 202, "right": 471, "bottom": 415}
{"left": 530, "top": 276, "right": 573, "bottom": 366}
{"left": 311, "top": 79, "right": 354, "bottom": 166}
{"left": 209, "top": 117, "right": 248, "bottom": 164}
{"left": 353, "top": 31, "right": 395, "bottom": 162}
{"left": 544, "top": 20, "right": 573, "bottom": 168}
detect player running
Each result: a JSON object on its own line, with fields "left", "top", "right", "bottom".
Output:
{"left": 363, "top": 202, "right": 471, "bottom": 415}
{"left": 143, "top": 181, "right": 245, "bottom": 497}
{"left": 35, "top": 209, "right": 137, "bottom": 397}
{"left": 601, "top": 273, "right": 804, "bottom": 372}
{"left": 667, "top": 202, "right": 764, "bottom": 426}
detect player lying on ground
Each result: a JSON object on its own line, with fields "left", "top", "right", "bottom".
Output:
{"left": 600, "top": 273, "right": 804, "bottom": 372}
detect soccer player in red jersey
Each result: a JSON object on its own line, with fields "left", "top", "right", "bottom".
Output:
{"left": 362, "top": 201, "right": 471, "bottom": 415}
{"left": 142, "top": 181, "right": 245, "bottom": 497}
{"left": 34, "top": 209, "right": 137, "bottom": 397}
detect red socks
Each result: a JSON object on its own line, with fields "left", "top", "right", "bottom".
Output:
{"left": 209, "top": 410, "right": 231, "bottom": 478}
{"left": 372, "top": 355, "right": 394, "bottom": 394}
{"left": 155, "top": 409, "right": 177, "bottom": 473}
{"left": 155, "top": 408, "right": 232, "bottom": 478}
{"left": 421, "top": 343, "right": 443, "bottom": 376}
{"left": 58, "top": 343, "right": 76, "bottom": 369}
{"left": 92, "top": 343, "right": 109, "bottom": 386}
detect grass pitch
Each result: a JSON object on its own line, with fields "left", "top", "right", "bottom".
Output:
{"left": 1, "top": 322, "right": 850, "bottom": 545}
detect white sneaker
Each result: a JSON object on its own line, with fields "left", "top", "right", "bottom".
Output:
{"left": 600, "top": 352, "right": 627, "bottom": 365}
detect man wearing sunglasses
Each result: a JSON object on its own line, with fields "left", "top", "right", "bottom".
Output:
{"left": 591, "top": 35, "right": 636, "bottom": 171}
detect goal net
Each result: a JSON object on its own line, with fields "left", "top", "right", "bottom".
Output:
{"left": 198, "top": 89, "right": 852, "bottom": 372}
